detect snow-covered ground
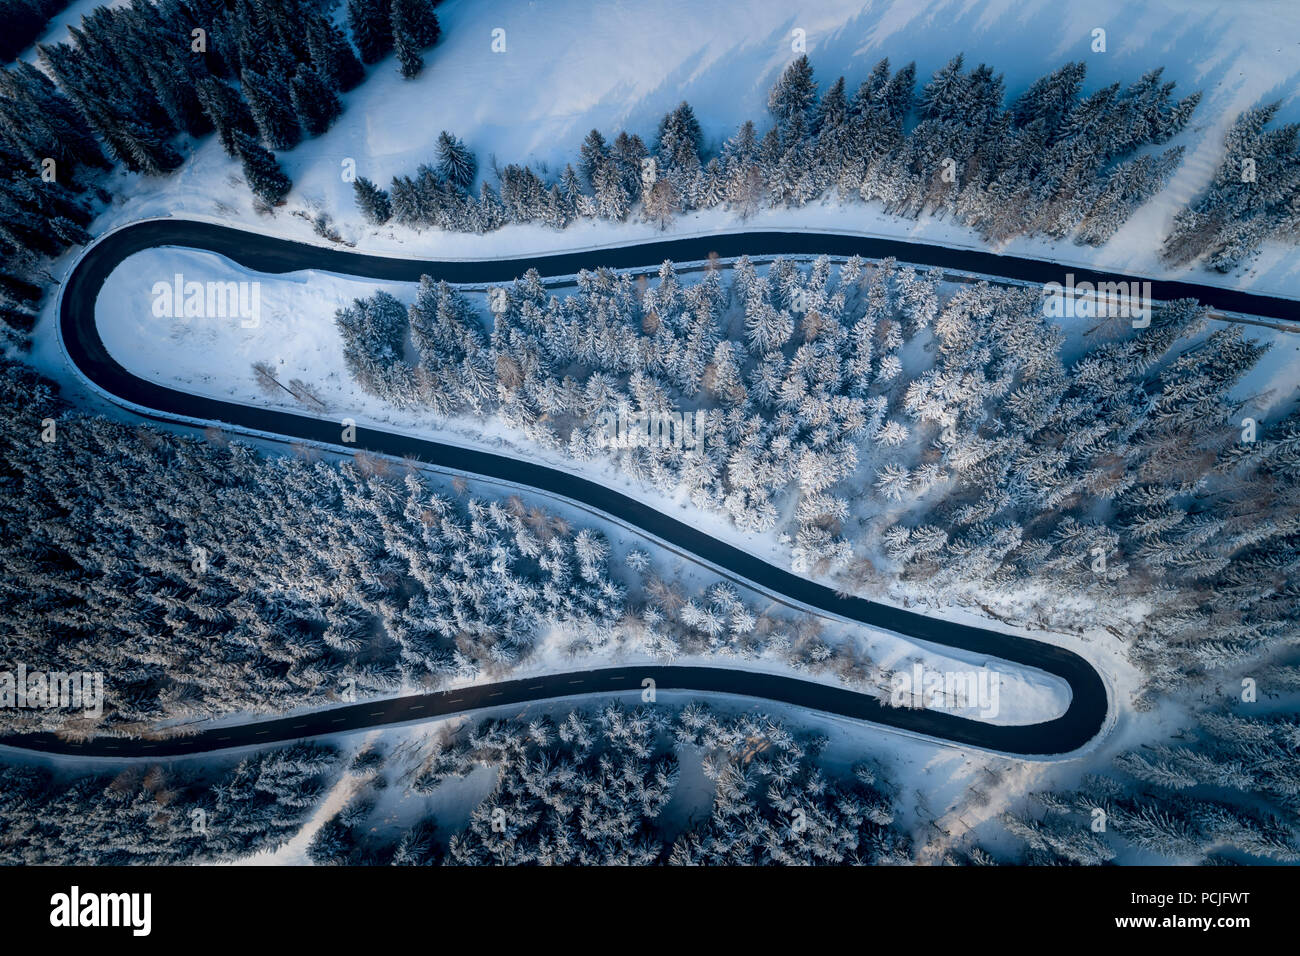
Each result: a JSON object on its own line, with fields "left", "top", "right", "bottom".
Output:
{"left": 40, "top": 0, "right": 1295, "bottom": 302}
{"left": 14, "top": 0, "right": 1300, "bottom": 864}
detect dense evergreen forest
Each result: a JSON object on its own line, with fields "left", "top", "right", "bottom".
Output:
{"left": 7, "top": 694, "right": 1292, "bottom": 866}
{"left": 336, "top": 253, "right": 1299, "bottom": 708}
{"left": 313, "top": 703, "right": 911, "bottom": 865}
{"left": 1162, "top": 103, "right": 1300, "bottom": 272}
{"left": 7, "top": 691, "right": 1289, "bottom": 868}
{"left": 0, "top": 742, "right": 339, "bottom": 863}
{"left": 362, "top": 51, "right": 1299, "bottom": 273}
{"left": 1, "top": 357, "right": 885, "bottom": 737}
{"left": 0, "top": 704, "right": 910, "bottom": 866}
{"left": 357, "top": 55, "right": 1196, "bottom": 249}
{"left": 0, "top": 358, "right": 619, "bottom": 735}
{"left": 0, "top": 2, "right": 1295, "bottom": 870}
{"left": 998, "top": 694, "right": 1300, "bottom": 864}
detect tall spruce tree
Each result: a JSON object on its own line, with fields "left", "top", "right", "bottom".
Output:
{"left": 306, "top": 15, "right": 365, "bottom": 92}
{"left": 234, "top": 129, "right": 291, "bottom": 204}
{"left": 393, "top": 27, "right": 423, "bottom": 79}
{"left": 242, "top": 68, "right": 302, "bottom": 150}
{"left": 290, "top": 66, "right": 342, "bottom": 136}
{"left": 435, "top": 130, "right": 475, "bottom": 190}
{"left": 391, "top": 0, "right": 441, "bottom": 50}
{"left": 346, "top": 0, "right": 393, "bottom": 65}
{"left": 195, "top": 77, "right": 257, "bottom": 157}
{"left": 354, "top": 176, "right": 392, "bottom": 223}
{"left": 768, "top": 55, "right": 817, "bottom": 129}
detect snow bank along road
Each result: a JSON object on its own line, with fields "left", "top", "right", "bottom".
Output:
{"left": 32, "top": 217, "right": 1288, "bottom": 760}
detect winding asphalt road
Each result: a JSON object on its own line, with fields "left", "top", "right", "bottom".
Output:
{"left": 23, "top": 218, "right": 1280, "bottom": 759}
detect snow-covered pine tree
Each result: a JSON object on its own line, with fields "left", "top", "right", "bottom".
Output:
{"left": 435, "top": 130, "right": 476, "bottom": 190}
{"left": 194, "top": 77, "right": 257, "bottom": 157}
{"left": 242, "top": 68, "right": 302, "bottom": 150}
{"left": 306, "top": 14, "right": 365, "bottom": 93}
{"left": 289, "top": 66, "right": 342, "bottom": 136}
{"left": 347, "top": 0, "right": 393, "bottom": 65}
{"left": 642, "top": 176, "right": 680, "bottom": 230}
{"left": 234, "top": 129, "right": 292, "bottom": 205}
{"left": 354, "top": 176, "right": 393, "bottom": 224}
{"left": 393, "top": 25, "right": 424, "bottom": 78}
{"left": 579, "top": 128, "right": 610, "bottom": 186}
{"left": 768, "top": 54, "right": 817, "bottom": 130}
